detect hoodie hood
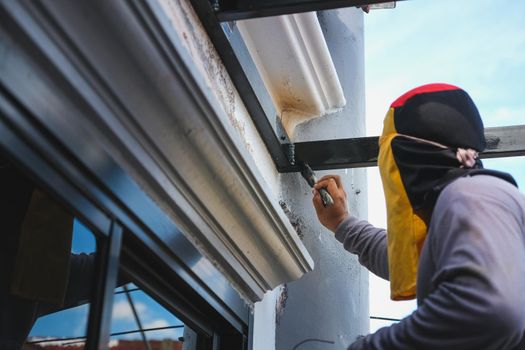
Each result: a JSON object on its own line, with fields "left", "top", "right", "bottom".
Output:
{"left": 377, "top": 83, "right": 516, "bottom": 300}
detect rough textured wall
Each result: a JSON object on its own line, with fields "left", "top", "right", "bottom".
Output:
{"left": 276, "top": 7, "right": 369, "bottom": 350}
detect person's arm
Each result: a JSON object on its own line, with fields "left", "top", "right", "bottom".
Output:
{"left": 313, "top": 175, "right": 389, "bottom": 280}
{"left": 335, "top": 215, "right": 389, "bottom": 280}
{"left": 349, "top": 181, "right": 525, "bottom": 350}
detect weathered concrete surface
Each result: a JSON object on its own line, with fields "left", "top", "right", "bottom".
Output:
{"left": 276, "top": 7, "right": 369, "bottom": 350}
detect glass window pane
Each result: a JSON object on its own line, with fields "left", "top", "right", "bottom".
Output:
{"left": 109, "top": 283, "right": 188, "bottom": 350}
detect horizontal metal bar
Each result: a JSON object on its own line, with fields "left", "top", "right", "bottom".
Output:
{"left": 481, "top": 125, "right": 525, "bottom": 159}
{"left": 114, "top": 287, "right": 140, "bottom": 295}
{"left": 278, "top": 125, "right": 525, "bottom": 172}
{"left": 216, "top": 0, "right": 402, "bottom": 21}
{"left": 280, "top": 136, "right": 378, "bottom": 172}
{"left": 370, "top": 316, "right": 401, "bottom": 322}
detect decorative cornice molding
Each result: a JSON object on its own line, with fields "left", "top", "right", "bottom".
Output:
{"left": 237, "top": 12, "right": 346, "bottom": 137}
{"left": 0, "top": 0, "right": 313, "bottom": 302}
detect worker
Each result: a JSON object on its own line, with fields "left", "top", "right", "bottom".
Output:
{"left": 312, "top": 83, "right": 525, "bottom": 349}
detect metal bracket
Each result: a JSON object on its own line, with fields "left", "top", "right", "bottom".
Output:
{"left": 211, "top": 0, "right": 220, "bottom": 11}
{"left": 275, "top": 117, "right": 295, "bottom": 166}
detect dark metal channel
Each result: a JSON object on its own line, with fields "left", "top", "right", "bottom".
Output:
{"left": 215, "top": 0, "right": 404, "bottom": 21}
{"left": 283, "top": 136, "right": 379, "bottom": 172}
{"left": 86, "top": 221, "right": 123, "bottom": 350}
{"left": 280, "top": 125, "right": 525, "bottom": 172}
{"left": 190, "top": 0, "right": 291, "bottom": 170}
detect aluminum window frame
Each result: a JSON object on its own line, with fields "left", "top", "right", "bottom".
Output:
{"left": 0, "top": 84, "right": 248, "bottom": 350}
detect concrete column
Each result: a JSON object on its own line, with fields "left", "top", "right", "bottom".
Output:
{"left": 276, "top": 7, "right": 368, "bottom": 350}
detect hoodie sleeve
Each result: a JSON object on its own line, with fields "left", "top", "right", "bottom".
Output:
{"left": 335, "top": 215, "right": 389, "bottom": 280}
{"left": 348, "top": 177, "right": 525, "bottom": 350}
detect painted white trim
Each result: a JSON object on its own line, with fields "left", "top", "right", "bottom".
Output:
{"left": 238, "top": 12, "right": 346, "bottom": 137}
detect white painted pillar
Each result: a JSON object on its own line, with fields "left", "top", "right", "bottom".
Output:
{"left": 276, "top": 7, "right": 369, "bottom": 350}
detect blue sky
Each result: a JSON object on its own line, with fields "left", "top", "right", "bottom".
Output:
{"left": 365, "top": 0, "right": 525, "bottom": 332}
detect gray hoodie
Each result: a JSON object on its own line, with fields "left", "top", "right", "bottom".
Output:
{"left": 336, "top": 175, "right": 525, "bottom": 350}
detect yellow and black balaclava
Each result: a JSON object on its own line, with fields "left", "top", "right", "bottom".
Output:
{"left": 378, "top": 83, "right": 516, "bottom": 300}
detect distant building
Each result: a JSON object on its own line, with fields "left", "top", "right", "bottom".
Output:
{"left": 23, "top": 339, "right": 183, "bottom": 350}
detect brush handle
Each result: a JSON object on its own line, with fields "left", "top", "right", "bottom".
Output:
{"left": 300, "top": 162, "right": 334, "bottom": 207}
{"left": 319, "top": 188, "right": 334, "bottom": 207}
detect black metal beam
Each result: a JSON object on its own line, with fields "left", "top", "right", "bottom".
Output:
{"left": 215, "top": 0, "right": 402, "bottom": 21}
{"left": 279, "top": 125, "right": 525, "bottom": 172}
{"left": 282, "top": 136, "right": 378, "bottom": 172}
{"left": 482, "top": 125, "right": 525, "bottom": 159}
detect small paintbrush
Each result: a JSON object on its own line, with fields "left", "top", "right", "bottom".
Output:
{"left": 300, "top": 162, "right": 334, "bottom": 207}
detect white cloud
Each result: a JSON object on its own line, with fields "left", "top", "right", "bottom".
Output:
{"left": 111, "top": 300, "right": 147, "bottom": 320}
{"left": 145, "top": 319, "right": 170, "bottom": 329}
{"left": 143, "top": 319, "right": 180, "bottom": 340}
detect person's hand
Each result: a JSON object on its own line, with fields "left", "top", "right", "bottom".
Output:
{"left": 312, "top": 175, "right": 349, "bottom": 232}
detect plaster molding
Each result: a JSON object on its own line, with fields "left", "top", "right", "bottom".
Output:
{"left": 0, "top": 0, "right": 313, "bottom": 302}
{"left": 237, "top": 12, "right": 346, "bottom": 137}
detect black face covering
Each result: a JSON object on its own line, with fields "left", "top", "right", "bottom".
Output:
{"left": 391, "top": 136, "right": 518, "bottom": 210}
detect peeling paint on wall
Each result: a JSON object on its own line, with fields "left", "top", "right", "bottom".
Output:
{"left": 275, "top": 284, "right": 288, "bottom": 325}
{"left": 156, "top": 0, "right": 279, "bottom": 194}
{"left": 279, "top": 200, "right": 304, "bottom": 239}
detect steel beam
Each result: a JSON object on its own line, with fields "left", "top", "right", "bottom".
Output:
{"left": 482, "top": 125, "right": 525, "bottom": 159}
{"left": 215, "top": 0, "right": 402, "bottom": 21}
{"left": 279, "top": 125, "right": 525, "bottom": 172}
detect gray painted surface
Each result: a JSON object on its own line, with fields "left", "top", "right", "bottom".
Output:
{"left": 182, "top": 327, "right": 198, "bottom": 350}
{"left": 276, "top": 7, "right": 369, "bottom": 350}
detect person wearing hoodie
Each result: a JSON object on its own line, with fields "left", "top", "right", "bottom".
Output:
{"left": 312, "top": 83, "right": 525, "bottom": 350}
